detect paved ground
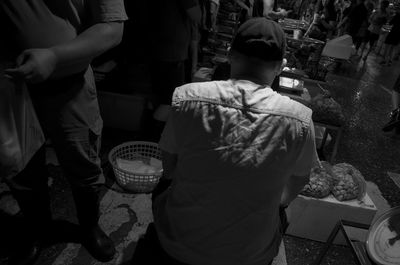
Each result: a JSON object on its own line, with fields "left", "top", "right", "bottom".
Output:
{"left": 1, "top": 51, "right": 400, "bottom": 265}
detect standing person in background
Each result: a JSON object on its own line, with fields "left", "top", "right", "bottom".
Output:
{"left": 149, "top": 0, "right": 201, "bottom": 141}
{"left": 149, "top": 18, "right": 318, "bottom": 265}
{"left": 359, "top": 0, "right": 390, "bottom": 61}
{"left": 380, "top": 6, "right": 400, "bottom": 66}
{"left": 353, "top": 2, "right": 375, "bottom": 56}
{"left": 320, "top": 0, "right": 338, "bottom": 39}
{"left": 336, "top": 0, "right": 353, "bottom": 27}
{"left": 252, "top": 0, "right": 292, "bottom": 20}
{"left": 382, "top": 74, "right": 400, "bottom": 135}
{"left": 0, "top": 0, "right": 127, "bottom": 264}
{"left": 337, "top": 0, "right": 368, "bottom": 50}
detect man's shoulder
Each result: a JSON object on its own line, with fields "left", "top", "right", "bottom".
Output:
{"left": 173, "top": 81, "right": 312, "bottom": 123}
{"left": 172, "top": 80, "right": 228, "bottom": 104}
{"left": 271, "top": 93, "right": 313, "bottom": 124}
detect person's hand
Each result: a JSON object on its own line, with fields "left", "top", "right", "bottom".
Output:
{"left": 5, "top": 48, "right": 58, "bottom": 84}
{"left": 280, "top": 9, "right": 292, "bottom": 18}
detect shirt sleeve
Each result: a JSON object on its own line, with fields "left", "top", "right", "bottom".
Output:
{"left": 88, "top": 0, "right": 128, "bottom": 23}
{"left": 291, "top": 120, "right": 319, "bottom": 176}
{"left": 177, "top": 0, "right": 199, "bottom": 11}
{"left": 159, "top": 109, "right": 179, "bottom": 154}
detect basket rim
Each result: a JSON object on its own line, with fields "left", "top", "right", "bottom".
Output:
{"left": 108, "top": 141, "right": 163, "bottom": 177}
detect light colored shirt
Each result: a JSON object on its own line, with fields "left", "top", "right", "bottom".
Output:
{"left": 155, "top": 79, "right": 318, "bottom": 265}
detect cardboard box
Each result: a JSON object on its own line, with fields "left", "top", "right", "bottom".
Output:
{"left": 286, "top": 193, "right": 377, "bottom": 244}
{"left": 322, "top": 35, "right": 355, "bottom": 60}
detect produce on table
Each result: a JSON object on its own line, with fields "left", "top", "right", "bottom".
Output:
{"left": 301, "top": 162, "right": 337, "bottom": 198}
{"left": 331, "top": 163, "right": 366, "bottom": 201}
{"left": 310, "top": 91, "right": 345, "bottom": 126}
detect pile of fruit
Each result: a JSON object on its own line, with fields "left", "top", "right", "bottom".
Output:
{"left": 301, "top": 162, "right": 366, "bottom": 201}
{"left": 331, "top": 163, "right": 366, "bottom": 201}
{"left": 301, "top": 163, "right": 336, "bottom": 198}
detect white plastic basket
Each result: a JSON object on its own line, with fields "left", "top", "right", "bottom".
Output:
{"left": 108, "top": 141, "right": 163, "bottom": 193}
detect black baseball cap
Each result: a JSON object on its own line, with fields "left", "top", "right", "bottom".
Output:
{"left": 231, "top": 18, "right": 286, "bottom": 62}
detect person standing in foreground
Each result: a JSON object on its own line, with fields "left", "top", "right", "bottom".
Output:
{"left": 152, "top": 18, "right": 319, "bottom": 265}
{"left": 0, "top": 0, "right": 127, "bottom": 264}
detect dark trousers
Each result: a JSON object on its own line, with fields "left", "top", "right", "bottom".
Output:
{"left": 7, "top": 81, "right": 105, "bottom": 239}
{"left": 6, "top": 131, "right": 103, "bottom": 239}
{"left": 6, "top": 146, "right": 51, "bottom": 241}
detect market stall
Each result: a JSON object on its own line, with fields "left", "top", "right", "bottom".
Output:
{"left": 287, "top": 162, "right": 378, "bottom": 244}
{"left": 279, "top": 18, "right": 330, "bottom": 81}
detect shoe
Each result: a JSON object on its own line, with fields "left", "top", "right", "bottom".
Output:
{"left": 81, "top": 225, "right": 115, "bottom": 262}
{"left": 388, "top": 60, "right": 392, "bottom": 66}
{"left": 382, "top": 108, "right": 400, "bottom": 132}
{"left": 8, "top": 240, "right": 42, "bottom": 265}
{"left": 380, "top": 60, "right": 387, "bottom": 65}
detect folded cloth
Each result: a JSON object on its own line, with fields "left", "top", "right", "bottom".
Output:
{"left": 116, "top": 158, "right": 162, "bottom": 174}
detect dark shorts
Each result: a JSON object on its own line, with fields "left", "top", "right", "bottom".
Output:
{"left": 366, "top": 31, "right": 380, "bottom": 46}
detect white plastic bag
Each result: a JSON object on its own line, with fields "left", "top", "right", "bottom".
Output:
{"left": 0, "top": 62, "right": 45, "bottom": 180}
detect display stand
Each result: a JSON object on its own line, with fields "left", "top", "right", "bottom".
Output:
{"left": 313, "top": 220, "right": 377, "bottom": 265}
{"left": 314, "top": 121, "right": 343, "bottom": 164}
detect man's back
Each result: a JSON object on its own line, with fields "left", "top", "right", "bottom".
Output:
{"left": 154, "top": 79, "right": 317, "bottom": 265}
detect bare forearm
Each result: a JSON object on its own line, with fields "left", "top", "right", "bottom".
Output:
{"left": 50, "top": 22, "right": 123, "bottom": 75}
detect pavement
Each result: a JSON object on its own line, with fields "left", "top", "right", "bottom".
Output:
{"left": 1, "top": 51, "right": 400, "bottom": 265}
